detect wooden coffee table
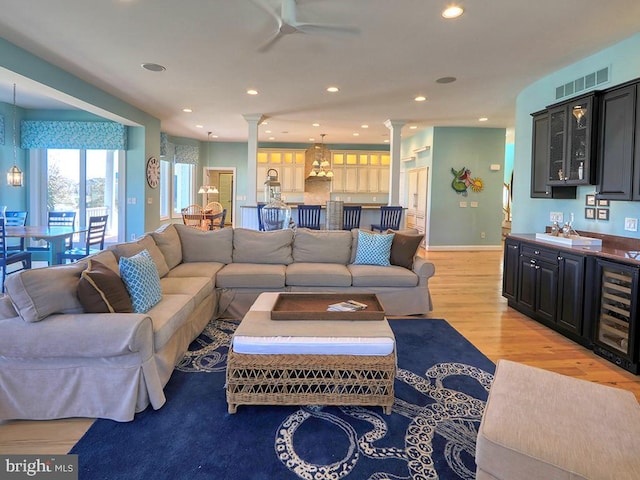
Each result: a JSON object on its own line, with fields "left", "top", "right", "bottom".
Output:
{"left": 226, "top": 292, "right": 396, "bottom": 414}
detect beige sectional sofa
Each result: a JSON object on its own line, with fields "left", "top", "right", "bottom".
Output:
{"left": 0, "top": 224, "right": 435, "bottom": 422}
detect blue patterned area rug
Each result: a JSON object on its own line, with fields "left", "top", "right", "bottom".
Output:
{"left": 70, "top": 319, "right": 495, "bottom": 480}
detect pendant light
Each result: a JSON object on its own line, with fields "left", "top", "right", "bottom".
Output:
{"left": 7, "top": 83, "right": 24, "bottom": 187}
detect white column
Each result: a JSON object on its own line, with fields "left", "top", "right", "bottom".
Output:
{"left": 243, "top": 114, "right": 264, "bottom": 206}
{"left": 384, "top": 119, "right": 406, "bottom": 205}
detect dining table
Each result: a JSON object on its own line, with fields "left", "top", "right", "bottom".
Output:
{"left": 6, "top": 225, "right": 88, "bottom": 265}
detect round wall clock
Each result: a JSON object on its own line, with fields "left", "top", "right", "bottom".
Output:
{"left": 146, "top": 156, "right": 160, "bottom": 188}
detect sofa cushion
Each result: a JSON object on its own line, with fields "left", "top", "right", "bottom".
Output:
{"left": 77, "top": 259, "right": 133, "bottom": 313}
{"left": 292, "top": 228, "right": 352, "bottom": 264}
{"left": 387, "top": 230, "right": 424, "bottom": 269}
{"left": 216, "top": 263, "right": 286, "bottom": 288}
{"left": 175, "top": 224, "right": 233, "bottom": 264}
{"left": 350, "top": 228, "right": 419, "bottom": 264}
{"left": 86, "top": 250, "right": 120, "bottom": 274}
{"left": 232, "top": 228, "right": 293, "bottom": 264}
{"left": 348, "top": 264, "right": 418, "bottom": 287}
{"left": 160, "top": 276, "right": 213, "bottom": 308}
{"left": 353, "top": 230, "right": 394, "bottom": 266}
{"left": 119, "top": 249, "right": 163, "bottom": 314}
{"left": 147, "top": 294, "right": 195, "bottom": 351}
{"left": 285, "top": 263, "right": 352, "bottom": 286}
{"left": 5, "top": 261, "right": 88, "bottom": 323}
{"left": 166, "top": 262, "right": 225, "bottom": 284}
{"left": 109, "top": 235, "right": 170, "bottom": 278}
{"left": 151, "top": 223, "right": 183, "bottom": 269}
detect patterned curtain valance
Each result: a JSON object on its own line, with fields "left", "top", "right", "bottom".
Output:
{"left": 174, "top": 144, "right": 199, "bottom": 164}
{"left": 21, "top": 121, "right": 127, "bottom": 150}
{"left": 160, "top": 132, "right": 168, "bottom": 157}
{"left": 0, "top": 115, "right": 4, "bottom": 145}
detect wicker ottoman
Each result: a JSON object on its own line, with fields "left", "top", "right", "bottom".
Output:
{"left": 226, "top": 293, "right": 396, "bottom": 414}
{"left": 476, "top": 360, "right": 640, "bottom": 480}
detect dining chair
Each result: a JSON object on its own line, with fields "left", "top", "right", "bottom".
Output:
{"left": 0, "top": 218, "right": 32, "bottom": 292}
{"left": 342, "top": 205, "right": 362, "bottom": 230}
{"left": 27, "top": 210, "right": 77, "bottom": 254}
{"left": 204, "top": 201, "right": 223, "bottom": 214}
{"left": 371, "top": 206, "right": 403, "bottom": 232}
{"left": 57, "top": 215, "right": 108, "bottom": 264}
{"left": 181, "top": 204, "right": 205, "bottom": 230}
{"left": 257, "top": 203, "right": 266, "bottom": 231}
{"left": 4, "top": 211, "right": 28, "bottom": 251}
{"left": 297, "top": 205, "right": 322, "bottom": 230}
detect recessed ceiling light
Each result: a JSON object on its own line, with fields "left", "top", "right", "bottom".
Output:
{"left": 384, "top": 139, "right": 390, "bottom": 143}
{"left": 182, "top": 108, "right": 193, "bottom": 113}
{"left": 442, "top": 6, "right": 464, "bottom": 19}
{"left": 195, "top": 125, "right": 203, "bottom": 129}
{"left": 353, "top": 132, "right": 360, "bottom": 136}
{"left": 479, "top": 117, "right": 489, "bottom": 122}
{"left": 141, "top": 63, "right": 166, "bottom": 72}
{"left": 409, "top": 125, "right": 417, "bottom": 129}
{"left": 309, "top": 137, "right": 315, "bottom": 142}
{"left": 265, "top": 130, "right": 272, "bottom": 134}
{"left": 415, "top": 95, "right": 427, "bottom": 102}
{"left": 268, "top": 136, "right": 275, "bottom": 140}
{"left": 211, "top": 134, "right": 219, "bottom": 138}
{"left": 327, "top": 86, "right": 339, "bottom": 93}
{"left": 361, "top": 124, "right": 369, "bottom": 129}
{"left": 436, "top": 76, "right": 457, "bottom": 84}
{"left": 247, "top": 89, "right": 258, "bottom": 95}
{"left": 312, "top": 123, "right": 320, "bottom": 127}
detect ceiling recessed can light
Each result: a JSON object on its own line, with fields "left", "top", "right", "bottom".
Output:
{"left": 415, "top": 95, "right": 427, "bottom": 102}
{"left": 247, "top": 89, "right": 258, "bottom": 95}
{"left": 195, "top": 125, "right": 203, "bottom": 129}
{"left": 361, "top": 124, "right": 369, "bottom": 129}
{"left": 141, "top": 63, "right": 166, "bottom": 72}
{"left": 442, "top": 6, "right": 464, "bottom": 19}
{"left": 312, "top": 123, "right": 320, "bottom": 127}
{"left": 353, "top": 132, "right": 360, "bottom": 136}
{"left": 409, "top": 125, "right": 418, "bottom": 130}
{"left": 479, "top": 117, "right": 489, "bottom": 122}
{"left": 182, "top": 108, "right": 193, "bottom": 113}
{"left": 326, "top": 86, "right": 339, "bottom": 93}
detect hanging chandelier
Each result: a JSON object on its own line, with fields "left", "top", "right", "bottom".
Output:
{"left": 307, "top": 133, "right": 333, "bottom": 179}
{"left": 198, "top": 131, "right": 218, "bottom": 195}
{"left": 7, "top": 83, "right": 24, "bottom": 187}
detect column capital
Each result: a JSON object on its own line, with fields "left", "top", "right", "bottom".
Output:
{"left": 243, "top": 114, "right": 266, "bottom": 125}
{"left": 384, "top": 119, "right": 408, "bottom": 131}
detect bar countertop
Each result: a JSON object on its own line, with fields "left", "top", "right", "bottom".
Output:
{"left": 508, "top": 232, "right": 640, "bottom": 266}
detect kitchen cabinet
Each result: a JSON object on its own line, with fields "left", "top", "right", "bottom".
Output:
{"left": 547, "top": 92, "right": 599, "bottom": 186}
{"left": 530, "top": 110, "right": 576, "bottom": 199}
{"left": 331, "top": 151, "right": 390, "bottom": 194}
{"left": 503, "top": 238, "right": 588, "bottom": 344}
{"left": 597, "top": 84, "right": 637, "bottom": 200}
{"left": 257, "top": 149, "right": 305, "bottom": 197}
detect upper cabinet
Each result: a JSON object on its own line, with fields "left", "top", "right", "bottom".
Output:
{"left": 597, "top": 83, "right": 639, "bottom": 201}
{"left": 547, "top": 93, "right": 599, "bottom": 186}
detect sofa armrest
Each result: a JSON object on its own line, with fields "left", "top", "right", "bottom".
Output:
{"left": 413, "top": 257, "right": 436, "bottom": 286}
{"left": 0, "top": 313, "right": 154, "bottom": 359}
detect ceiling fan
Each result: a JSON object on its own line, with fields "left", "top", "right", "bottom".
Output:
{"left": 250, "top": 0, "right": 360, "bottom": 52}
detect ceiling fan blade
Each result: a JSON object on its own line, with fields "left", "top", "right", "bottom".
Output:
{"left": 294, "top": 23, "right": 360, "bottom": 36}
{"left": 258, "top": 30, "right": 287, "bottom": 52}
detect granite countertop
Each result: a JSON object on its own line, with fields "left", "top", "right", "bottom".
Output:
{"left": 508, "top": 232, "right": 640, "bottom": 266}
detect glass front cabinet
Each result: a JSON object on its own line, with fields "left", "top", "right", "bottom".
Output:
{"left": 547, "top": 93, "right": 598, "bottom": 186}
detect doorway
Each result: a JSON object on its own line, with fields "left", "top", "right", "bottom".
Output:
{"left": 204, "top": 167, "right": 236, "bottom": 226}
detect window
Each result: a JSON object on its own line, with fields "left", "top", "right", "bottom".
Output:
{"left": 159, "top": 160, "right": 196, "bottom": 218}
{"left": 160, "top": 159, "right": 171, "bottom": 219}
{"left": 43, "top": 149, "right": 124, "bottom": 246}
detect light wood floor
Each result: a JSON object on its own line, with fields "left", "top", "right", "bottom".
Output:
{"left": 2, "top": 249, "right": 640, "bottom": 454}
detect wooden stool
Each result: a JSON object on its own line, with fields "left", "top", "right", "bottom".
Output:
{"left": 476, "top": 360, "right": 640, "bottom": 480}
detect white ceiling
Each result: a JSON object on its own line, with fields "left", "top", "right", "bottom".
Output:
{"left": 1, "top": 0, "right": 639, "bottom": 145}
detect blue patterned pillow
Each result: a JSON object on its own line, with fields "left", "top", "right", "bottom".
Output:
{"left": 354, "top": 230, "right": 394, "bottom": 266}
{"left": 119, "top": 249, "right": 162, "bottom": 313}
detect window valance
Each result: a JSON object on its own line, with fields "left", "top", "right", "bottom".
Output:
{"left": 174, "top": 144, "right": 199, "bottom": 164}
{"left": 21, "top": 121, "right": 127, "bottom": 150}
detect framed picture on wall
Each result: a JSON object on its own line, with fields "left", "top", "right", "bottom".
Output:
{"left": 585, "top": 207, "right": 596, "bottom": 220}
{"left": 598, "top": 198, "right": 610, "bottom": 207}
{"left": 585, "top": 194, "right": 596, "bottom": 206}
{"left": 597, "top": 208, "right": 610, "bottom": 221}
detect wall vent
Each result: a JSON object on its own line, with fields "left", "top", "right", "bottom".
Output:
{"left": 555, "top": 67, "right": 610, "bottom": 100}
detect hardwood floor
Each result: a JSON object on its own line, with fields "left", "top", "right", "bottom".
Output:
{"left": 2, "top": 249, "right": 640, "bottom": 454}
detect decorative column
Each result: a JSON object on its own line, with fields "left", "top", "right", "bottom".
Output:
{"left": 243, "top": 114, "right": 264, "bottom": 206}
{"left": 384, "top": 119, "right": 406, "bottom": 205}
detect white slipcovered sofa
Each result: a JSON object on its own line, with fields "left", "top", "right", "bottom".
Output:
{"left": 0, "top": 224, "right": 435, "bottom": 422}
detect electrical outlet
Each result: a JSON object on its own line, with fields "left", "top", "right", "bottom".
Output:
{"left": 481, "top": 232, "right": 486, "bottom": 238}
{"left": 625, "top": 218, "right": 638, "bottom": 232}
{"left": 459, "top": 201, "right": 467, "bottom": 208}
{"left": 550, "top": 212, "right": 563, "bottom": 223}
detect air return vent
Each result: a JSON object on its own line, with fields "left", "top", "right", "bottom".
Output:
{"left": 555, "top": 67, "right": 610, "bottom": 100}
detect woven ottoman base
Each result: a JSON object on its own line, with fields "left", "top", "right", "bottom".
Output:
{"left": 226, "top": 348, "right": 396, "bottom": 414}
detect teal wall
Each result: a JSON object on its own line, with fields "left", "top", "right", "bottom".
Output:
{"left": 401, "top": 126, "right": 506, "bottom": 247}
{"left": 513, "top": 33, "right": 640, "bottom": 237}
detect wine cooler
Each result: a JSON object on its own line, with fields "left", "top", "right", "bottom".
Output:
{"left": 593, "top": 259, "right": 640, "bottom": 373}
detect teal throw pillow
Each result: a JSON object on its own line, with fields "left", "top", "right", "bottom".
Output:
{"left": 354, "top": 230, "right": 394, "bottom": 266}
{"left": 119, "top": 249, "right": 162, "bottom": 313}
